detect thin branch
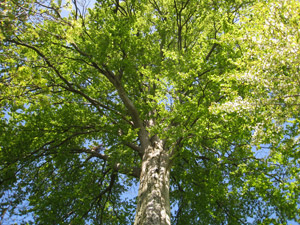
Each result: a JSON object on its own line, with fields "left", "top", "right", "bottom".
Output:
{"left": 114, "top": 0, "right": 128, "bottom": 16}
{"left": 70, "top": 148, "right": 108, "bottom": 161}
{"left": 205, "top": 43, "right": 218, "bottom": 61}
{"left": 70, "top": 147, "right": 141, "bottom": 178}
{"left": 8, "top": 39, "right": 134, "bottom": 125}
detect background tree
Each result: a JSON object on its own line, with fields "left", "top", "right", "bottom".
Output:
{"left": 1, "top": 0, "right": 300, "bottom": 224}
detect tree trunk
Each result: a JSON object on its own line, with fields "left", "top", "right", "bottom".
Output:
{"left": 134, "top": 138, "right": 171, "bottom": 225}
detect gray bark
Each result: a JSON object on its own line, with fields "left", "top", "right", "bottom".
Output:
{"left": 134, "top": 138, "right": 171, "bottom": 225}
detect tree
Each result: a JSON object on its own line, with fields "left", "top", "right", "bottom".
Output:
{"left": 1, "top": 0, "right": 300, "bottom": 224}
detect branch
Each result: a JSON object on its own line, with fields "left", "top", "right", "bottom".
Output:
{"left": 62, "top": 42, "right": 145, "bottom": 134}
{"left": 205, "top": 43, "right": 218, "bottom": 61}
{"left": 70, "top": 147, "right": 108, "bottom": 161}
{"left": 8, "top": 39, "right": 134, "bottom": 125}
{"left": 70, "top": 147, "right": 141, "bottom": 178}
{"left": 79, "top": 168, "right": 118, "bottom": 221}
{"left": 114, "top": 163, "right": 141, "bottom": 178}
{"left": 124, "top": 142, "right": 143, "bottom": 157}
{"left": 113, "top": 0, "right": 128, "bottom": 16}
{"left": 68, "top": 42, "right": 145, "bottom": 131}
{"left": 149, "top": 0, "right": 165, "bottom": 18}
{"left": 0, "top": 208, "right": 8, "bottom": 225}
{"left": 72, "top": 0, "right": 79, "bottom": 20}
{"left": 35, "top": 1, "right": 62, "bottom": 19}
{"left": 9, "top": 33, "right": 147, "bottom": 150}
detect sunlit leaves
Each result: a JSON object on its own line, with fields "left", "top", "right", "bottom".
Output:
{"left": 1, "top": 0, "right": 300, "bottom": 224}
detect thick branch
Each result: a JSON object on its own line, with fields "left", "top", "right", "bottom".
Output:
{"left": 69, "top": 42, "right": 146, "bottom": 133}
{"left": 115, "top": 83, "right": 143, "bottom": 128}
{"left": 124, "top": 142, "right": 143, "bottom": 157}
{"left": 8, "top": 39, "right": 134, "bottom": 125}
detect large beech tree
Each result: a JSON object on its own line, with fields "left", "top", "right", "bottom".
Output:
{"left": 1, "top": 0, "right": 300, "bottom": 224}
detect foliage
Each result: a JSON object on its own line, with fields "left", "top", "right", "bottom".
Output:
{"left": 1, "top": 0, "right": 300, "bottom": 224}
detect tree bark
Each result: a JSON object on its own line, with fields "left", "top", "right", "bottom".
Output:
{"left": 134, "top": 138, "right": 171, "bottom": 225}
